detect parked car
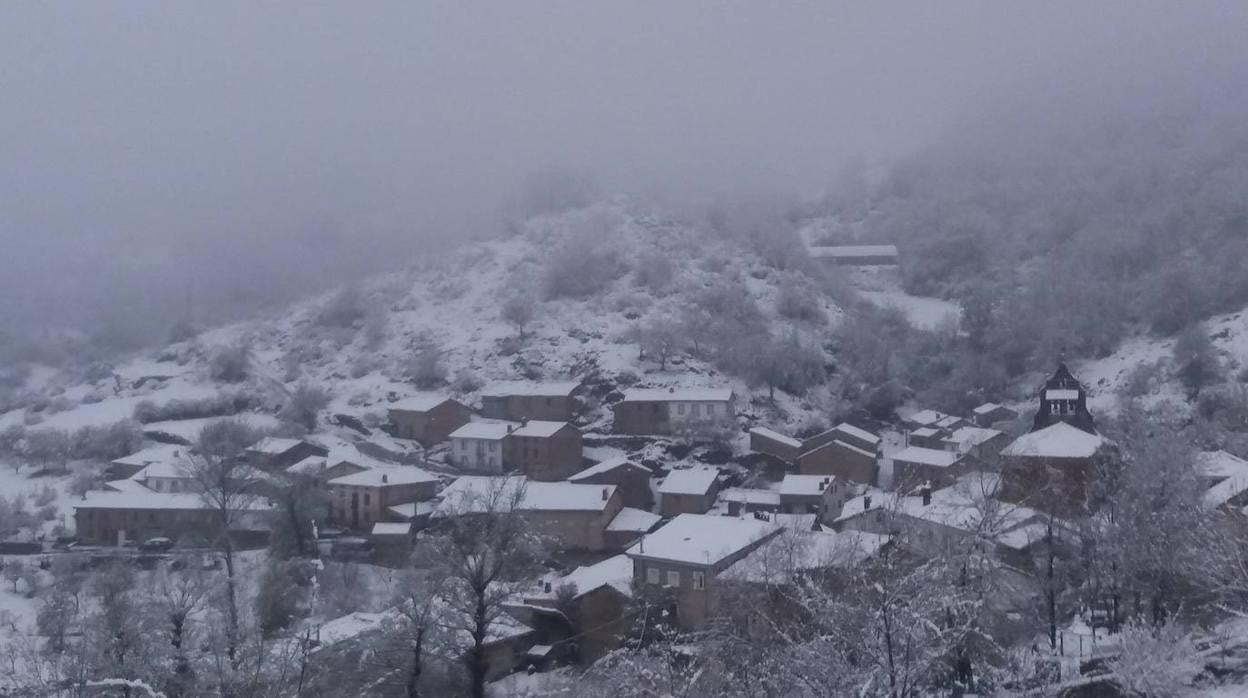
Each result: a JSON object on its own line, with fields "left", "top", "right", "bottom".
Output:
{"left": 138, "top": 537, "right": 175, "bottom": 553}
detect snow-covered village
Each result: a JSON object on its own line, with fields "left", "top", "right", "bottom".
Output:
{"left": 5, "top": 4, "right": 1248, "bottom": 697}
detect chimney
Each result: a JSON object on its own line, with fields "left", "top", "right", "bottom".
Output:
{"left": 601, "top": 487, "right": 609, "bottom": 501}
{"left": 381, "top": 474, "right": 388, "bottom": 484}
{"left": 507, "top": 424, "right": 514, "bottom": 434}
{"left": 543, "top": 581, "right": 551, "bottom": 593}
{"left": 863, "top": 495, "right": 872, "bottom": 511}
{"left": 521, "top": 418, "right": 528, "bottom": 427}
{"left": 920, "top": 485, "right": 932, "bottom": 506}
{"left": 668, "top": 387, "right": 675, "bottom": 393}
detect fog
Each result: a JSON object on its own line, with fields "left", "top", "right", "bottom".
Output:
{"left": 2, "top": 1, "right": 1246, "bottom": 347}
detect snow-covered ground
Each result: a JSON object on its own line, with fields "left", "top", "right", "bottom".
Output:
{"left": 849, "top": 267, "right": 962, "bottom": 330}
{"left": 1073, "top": 307, "right": 1248, "bottom": 415}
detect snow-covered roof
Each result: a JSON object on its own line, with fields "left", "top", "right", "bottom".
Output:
{"left": 935, "top": 416, "right": 963, "bottom": 429}
{"left": 620, "top": 387, "right": 734, "bottom": 403}
{"left": 327, "top": 466, "right": 437, "bottom": 487}
{"left": 721, "top": 529, "right": 890, "bottom": 584}
{"left": 74, "top": 489, "right": 268, "bottom": 511}
{"left": 892, "top": 446, "right": 961, "bottom": 468}
{"left": 720, "top": 488, "right": 781, "bottom": 506}
{"left": 1197, "top": 450, "right": 1248, "bottom": 480}
{"left": 326, "top": 443, "right": 397, "bottom": 471}
{"left": 973, "top": 402, "right": 1003, "bottom": 415}
{"left": 906, "top": 409, "right": 946, "bottom": 426}
{"left": 512, "top": 420, "right": 571, "bottom": 438}
{"left": 529, "top": 554, "right": 634, "bottom": 600}
{"left": 806, "top": 438, "right": 875, "bottom": 459}
{"left": 104, "top": 478, "right": 151, "bottom": 494}
{"left": 807, "top": 244, "right": 899, "bottom": 258}
{"left": 607, "top": 507, "right": 661, "bottom": 533}
{"left": 658, "top": 467, "right": 719, "bottom": 495}
{"left": 448, "top": 422, "right": 514, "bottom": 441}
{"left": 388, "top": 395, "right": 456, "bottom": 412}
{"left": 1045, "top": 389, "right": 1080, "bottom": 401}
{"left": 627, "top": 513, "right": 781, "bottom": 566}
{"left": 112, "top": 443, "right": 186, "bottom": 468}
{"left": 1200, "top": 451, "right": 1248, "bottom": 508}
{"left": 833, "top": 422, "right": 880, "bottom": 445}
{"left": 779, "top": 474, "right": 834, "bottom": 497}
{"left": 387, "top": 501, "right": 435, "bottom": 519}
{"left": 246, "top": 437, "right": 306, "bottom": 456}
{"left": 286, "top": 455, "right": 328, "bottom": 476}
{"left": 371, "top": 522, "right": 411, "bottom": 536}
{"left": 944, "top": 426, "right": 1003, "bottom": 448}
{"left": 835, "top": 473, "right": 1048, "bottom": 543}
{"left": 568, "top": 457, "right": 649, "bottom": 482}
{"left": 436, "top": 476, "right": 617, "bottom": 514}
{"left": 1001, "top": 423, "right": 1103, "bottom": 459}
{"left": 480, "top": 380, "right": 580, "bottom": 398}
{"left": 749, "top": 427, "right": 802, "bottom": 449}
{"left": 910, "top": 427, "right": 940, "bottom": 438}
{"left": 132, "top": 460, "right": 194, "bottom": 480}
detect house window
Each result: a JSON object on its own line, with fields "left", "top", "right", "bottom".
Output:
{"left": 489, "top": 441, "right": 497, "bottom": 452}
{"left": 692, "top": 571, "right": 705, "bottom": 590}
{"left": 364, "top": 494, "right": 370, "bottom": 506}
{"left": 459, "top": 441, "right": 466, "bottom": 450}
{"left": 677, "top": 404, "right": 685, "bottom": 415}
{"left": 666, "top": 570, "right": 680, "bottom": 588}
{"left": 646, "top": 567, "right": 660, "bottom": 584}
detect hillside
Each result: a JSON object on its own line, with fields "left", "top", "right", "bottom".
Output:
{"left": 0, "top": 201, "right": 853, "bottom": 469}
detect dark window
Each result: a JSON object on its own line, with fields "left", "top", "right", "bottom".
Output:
{"left": 364, "top": 494, "right": 370, "bottom": 506}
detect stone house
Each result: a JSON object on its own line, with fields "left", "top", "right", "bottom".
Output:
{"left": 778, "top": 474, "right": 851, "bottom": 521}
{"left": 835, "top": 474, "right": 1057, "bottom": 567}
{"left": 244, "top": 438, "right": 328, "bottom": 472}
{"left": 627, "top": 514, "right": 783, "bottom": 630}
{"left": 603, "top": 507, "right": 662, "bottom": 549}
{"left": 999, "top": 422, "right": 1106, "bottom": 513}
{"left": 74, "top": 489, "right": 273, "bottom": 546}
{"left": 907, "top": 427, "right": 946, "bottom": 449}
{"left": 480, "top": 381, "right": 580, "bottom": 422}
{"left": 327, "top": 466, "right": 439, "bottom": 530}
{"left": 567, "top": 457, "right": 654, "bottom": 510}
{"left": 436, "top": 476, "right": 624, "bottom": 552}
{"left": 749, "top": 427, "right": 802, "bottom": 463}
{"left": 611, "top": 388, "right": 736, "bottom": 437}
{"left": 369, "top": 522, "right": 414, "bottom": 567}
{"left": 505, "top": 420, "right": 583, "bottom": 481}
{"left": 108, "top": 444, "right": 188, "bottom": 481}
{"left": 941, "top": 426, "right": 1009, "bottom": 463}
{"left": 386, "top": 396, "right": 471, "bottom": 445}
{"left": 448, "top": 422, "right": 514, "bottom": 472}
{"left": 804, "top": 423, "right": 881, "bottom": 455}
{"left": 972, "top": 402, "right": 1018, "bottom": 428}
{"left": 891, "top": 446, "right": 969, "bottom": 491}
{"left": 721, "top": 488, "right": 782, "bottom": 517}
{"left": 658, "top": 467, "right": 720, "bottom": 516}
{"left": 796, "top": 438, "right": 877, "bottom": 485}
{"left": 512, "top": 555, "right": 634, "bottom": 664}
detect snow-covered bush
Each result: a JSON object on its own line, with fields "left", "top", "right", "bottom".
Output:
{"left": 133, "top": 392, "right": 253, "bottom": 424}
{"left": 279, "top": 383, "right": 330, "bottom": 432}
{"left": 408, "top": 347, "right": 447, "bottom": 389}
{"left": 317, "top": 286, "right": 367, "bottom": 329}
{"left": 1107, "top": 621, "right": 1201, "bottom": 697}
{"left": 633, "top": 247, "right": 677, "bottom": 295}
{"left": 452, "top": 369, "right": 483, "bottom": 394}
{"left": 775, "top": 271, "right": 826, "bottom": 325}
{"left": 208, "top": 342, "right": 251, "bottom": 383}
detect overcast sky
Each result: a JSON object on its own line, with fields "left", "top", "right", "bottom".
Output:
{"left": 2, "top": 1, "right": 1246, "bottom": 341}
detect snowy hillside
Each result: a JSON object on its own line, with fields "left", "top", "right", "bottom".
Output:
{"left": 0, "top": 202, "right": 847, "bottom": 460}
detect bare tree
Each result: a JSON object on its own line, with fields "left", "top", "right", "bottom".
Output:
{"left": 500, "top": 295, "right": 537, "bottom": 338}
{"left": 632, "top": 316, "right": 683, "bottom": 371}
{"left": 424, "top": 478, "right": 544, "bottom": 698}
{"left": 189, "top": 419, "right": 265, "bottom": 665}
{"left": 278, "top": 382, "right": 330, "bottom": 432}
